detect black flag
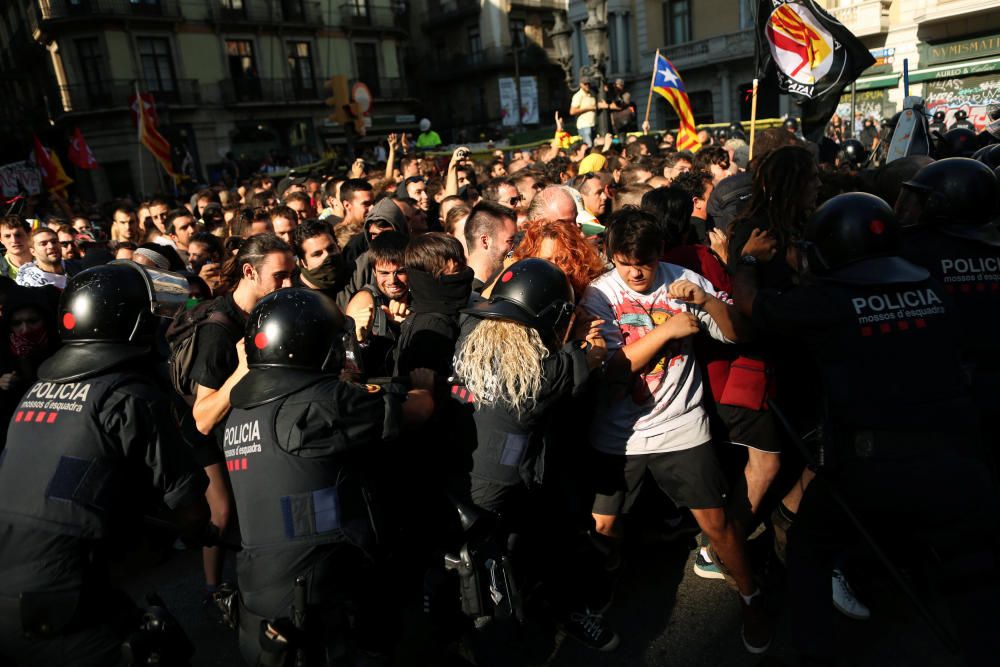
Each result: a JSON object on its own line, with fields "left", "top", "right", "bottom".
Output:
{"left": 756, "top": 0, "right": 875, "bottom": 141}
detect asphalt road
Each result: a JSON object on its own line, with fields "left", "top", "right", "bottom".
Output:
{"left": 113, "top": 527, "right": 962, "bottom": 667}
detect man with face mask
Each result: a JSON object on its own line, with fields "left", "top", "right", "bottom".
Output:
{"left": 291, "top": 220, "right": 347, "bottom": 304}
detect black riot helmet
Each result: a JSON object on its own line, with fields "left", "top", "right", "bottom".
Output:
{"left": 39, "top": 261, "right": 190, "bottom": 382}
{"left": 972, "top": 143, "right": 1000, "bottom": 170}
{"left": 896, "top": 158, "right": 1000, "bottom": 242}
{"left": 932, "top": 110, "right": 946, "bottom": 124}
{"left": 59, "top": 261, "right": 188, "bottom": 344}
{"left": 954, "top": 109, "right": 968, "bottom": 122}
{"left": 937, "top": 128, "right": 978, "bottom": 158}
{"left": 715, "top": 127, "right": 730, "bottom": 142}
{"left": 802, "top": 193, "right": 928, "bottom": 285}
{"left": 841, "top": 139, "right": 868, "bottom": 167}
{"left": 783, "top": 117, "right": 799, "bottom": 132}
{"left": 728, "top": 121, "right": 746, "bottom": 138}
{"left": 245, "top": 288, "right": 349, "bottom": 372}
{"left": 462, "top": 258, "right": 574, "bottom": 339}
{"left": 987, "top": 104, "right": 1000, "bottom": 140}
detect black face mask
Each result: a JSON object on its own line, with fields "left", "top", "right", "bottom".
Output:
{"left": 300, "top": 254, "right": 345, "bottom": 290}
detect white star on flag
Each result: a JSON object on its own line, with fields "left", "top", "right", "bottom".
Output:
{"left": 658, "top": 67, "right": 678, "bottom": 86}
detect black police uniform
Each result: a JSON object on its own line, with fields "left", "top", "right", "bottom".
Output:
{"left": 224, "top": 289, "right": 405, "bottom": 666}
{"left": 0, "top": 263, "right": 207, "bottom": 666}
{"left": 748, "top": 195, "right": 997, "bottom": 662}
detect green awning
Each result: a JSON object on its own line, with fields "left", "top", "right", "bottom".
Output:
{"left": 854, "top": 73, "right": 900, "bottom": 91}
{"left": 908, "top": 57, "right": 1000, "bottom": 83}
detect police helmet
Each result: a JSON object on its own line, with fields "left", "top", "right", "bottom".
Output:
{"left": 972, "top": 143, "right": 1000, "bottom": 170}
{"left": 39, "top": 261, "right": 190, "bottom": 382}
{"left": 462, "top": 258, "right": 574, "bottom": 339}
{"left": 803, "top": 193, "right": 928, "bottom": 285}
{"left": 841, "top": 139, "right": 868, "bottom": 167}
{"left": 783, "top": 118, "right": 799, "bottom": 132}
{"left": 987, "top": 104, "right": 1000, "bottom": 140}
{"left": 59, "top": 261, "right": 188, "bottom": 344}
{"left": 715, "top": 127, "right": 730, "bottom": 142}
{"left": 245, "top": 288, "right": 348, "bottom": 372}
{"left": 728, "top": 121, "right": 745, "bottom": 135}
{"left": 954, "top": 109, "right": 968, "bottom": 122}
{"left": 897, "top": 158, "right": 1000, "bottom": 243}
{"left": 937, "top": 128, "right": 978, "bottom": 158}
{"left": 932, "top": 110, "right": 946, "bottom": 123}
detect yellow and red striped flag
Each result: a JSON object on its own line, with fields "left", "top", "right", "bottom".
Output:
{"left": 135, "top": 84, "right": 180, "bottom": 183}
{"left": 651, "top": 53, "right": 701, "bottom": 152}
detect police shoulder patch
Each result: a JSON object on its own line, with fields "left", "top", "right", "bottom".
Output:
{"left": 365, "top": 384, "right": 384, "bottom": 395}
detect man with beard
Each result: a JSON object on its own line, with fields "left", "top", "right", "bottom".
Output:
{"left": 464, "top": 202, "right": 518, "bottom": 292}
{"left": 15, "top": 227, "right": 77, "bottom": 289}
{"left": 291, "top": 219, "right": 347, "bottom": 303}
{"left": 345, "top": 231, "right": 410, "bottom": 376}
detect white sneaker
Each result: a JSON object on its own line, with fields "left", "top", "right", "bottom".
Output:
{"left": 832, "top": 568, "right": 870, "bottom": 620}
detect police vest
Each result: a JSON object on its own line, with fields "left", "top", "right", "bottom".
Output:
{"left": 902, "top": 229, "right": 1000, "bottom": 367}
{"left": 225, "top": 382, "right": 376, "bottom": 555}
{"left": 0, "top": 371, "right": 141, "bottom": 539}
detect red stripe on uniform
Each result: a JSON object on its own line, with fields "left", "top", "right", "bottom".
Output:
{"left": 879, "top": 323, "right": 892, "bottom": 334}
{"left": 35, "top": 411, "right": 47, "bottom": 422}
{"left": 915, "top": 319, "right": 927, "bottom": 328}
{"left": 241, "top": 458, "right": 247, "bottom": 470}
{"left": 861, "top": 326, "right": 873, "bottom": 336}
{"left": 24, "top": 411, "right": 34, "bottom": 422}
{"left": 15, "top": 411, "right": 23, "bottom": 422}
{"left": 47, "top": 412, "right": 58, "bottom": 423}
{"left": 897, "top": 320, "right": 910, "bottom": 331}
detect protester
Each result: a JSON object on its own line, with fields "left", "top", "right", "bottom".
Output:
{"left": 463, "top": 201, "right": 517, "bottom": 292}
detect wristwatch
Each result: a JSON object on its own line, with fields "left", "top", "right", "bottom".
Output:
{"left": 738, "top": 254, "right": 759, "bottom": 267}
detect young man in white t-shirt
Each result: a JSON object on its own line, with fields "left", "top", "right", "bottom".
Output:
{"left": 580, "top": 208, "right": 771, "bottom": 654}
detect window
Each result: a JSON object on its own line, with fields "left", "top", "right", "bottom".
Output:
{"left": 353, "top": 43, "right": 380, "bottom": 97}
{"left": 221, "top": 0, "right": 245, "bottom": 19}
{"left": 663, "top": 0, "right": 691, "bottom": 45}
{"left": 76, "top": 38, "right": 107, "bottom": 93}
{"left": 510, "top": 18, "right": 525, "bottom": 49}
{"left": 468, "top": 26, "right": 482, "bottom": 55}
{"left": 138, "top": 37, "right": 177, "bottom": 99}
{"left": 226, "top": 39, "right": 261, "bottom": 101}
{"left": 282, "top": 0, "right": 305, "bottom": 21}
{"left": 287, "top": 42, "right": 316, "bottom": 99}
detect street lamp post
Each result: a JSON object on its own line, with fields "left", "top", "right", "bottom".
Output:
{"left": 548, "top": 2, "right": 612, "bottom": 135}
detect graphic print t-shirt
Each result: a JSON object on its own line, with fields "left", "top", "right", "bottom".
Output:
{"left": 581, "top": 263, "right": 731, "bottom": 455}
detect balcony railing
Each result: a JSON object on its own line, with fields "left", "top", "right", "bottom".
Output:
{"left": 662, "top": 29, "right": 755, "bottom": 71}
{"left": 340, "top": 1, "right": 409, "bottom": 30}
{"left": 421, "top": 0, "right": 479, "bottom": 29}
{"left": 56, "top": 78, "right": 200, "bottom": 114}
{"left": 220, "top": 77, "right": 323, "bottom": 105}
{"left": 827, "top": 0, "right": 890, "bottom": 38}
{"left": 426, "top": 44, "right": 552, "bottom": 79}
{"left": 35, "top": 0, "right": 182, "bottom": 21}
{"left": 374, "top": 76, "right": 412, "bottom": 99}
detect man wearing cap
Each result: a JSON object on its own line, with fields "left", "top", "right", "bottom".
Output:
{"left": 570, "top": 78, "right": 601, "bottom": 147}
{"left": 416, "top": 118, "right": 442, "bottom": 149}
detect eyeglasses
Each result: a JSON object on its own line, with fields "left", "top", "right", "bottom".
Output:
{"left": 507, "top": 195, "right": 524, "bottom": 206}
{"left": 60, "top": 241, "right": 74, "bottom": 247}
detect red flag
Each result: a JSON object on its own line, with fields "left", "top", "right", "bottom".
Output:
{"left": 129, "top": 92, "right": 158, "bottom": 128}
{"left": 32, "top": 135, "right": 73, "bottom": 196}
{"left": 67, "top": 128, "right": 99, "bottom": 170}
{"left": 135, "top": 84, "right": 180, "bottom": 183}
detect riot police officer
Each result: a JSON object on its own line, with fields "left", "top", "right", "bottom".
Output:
{"left": 929, "top": 109, "right": 947, "bottom": 136}
{"left": 225, "top": 288, "right": 434, "bottom": 665}
{"left": 0, "top": 262, "right": 211, "bottom": 666}
{"left": 840, "top": 139, "right": 868, "bottom": 168}
{"left": 734, "top": 193, "right": 997, "bottom": 665}
{"left": 950, "top": 108, "right": 976, "bottom": 132}
{"left": 896, "top": 158, "right": 1000, "bottom": 457}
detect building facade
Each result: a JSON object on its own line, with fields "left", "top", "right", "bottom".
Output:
{"left": 0, "top": 0, "right": 419, "bottom": 200}
{"left": 410, "top": 0, "right": 570, "bottom": 143}
{"left": 558, "top": 0, "right": 1000, "bottom": 134}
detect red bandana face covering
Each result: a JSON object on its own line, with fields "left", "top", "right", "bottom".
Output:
{"left": 9, "top": 327, "right": 48, "bottom": 359}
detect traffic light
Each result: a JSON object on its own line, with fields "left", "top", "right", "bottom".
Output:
{"left": 325, "top": 75, "right": 364, "bottom": 134}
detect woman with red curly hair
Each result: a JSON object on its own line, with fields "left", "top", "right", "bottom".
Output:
{"left": 513, "top": 220, "right": 606, "bottom": 299}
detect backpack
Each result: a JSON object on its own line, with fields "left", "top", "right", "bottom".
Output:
{"left": 165, "top": 298, "right": 242, "bottom": 400}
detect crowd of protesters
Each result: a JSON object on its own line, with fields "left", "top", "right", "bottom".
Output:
{"left": 1, "top": 103, "right": 999, "bottom": 666}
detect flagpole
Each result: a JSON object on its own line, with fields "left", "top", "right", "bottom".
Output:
{"left": 642, "top": 49, "right": 660, "bottom": 134}
{"left": 748, "top": 78, "right": 759, "bottom": 161}
{"left": 135, "top": 81, "right": 145, "bottom": 199}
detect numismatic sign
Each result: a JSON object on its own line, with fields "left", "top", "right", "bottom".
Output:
{"left": 921, "top": 34, "right": 1000, "bottom": 66}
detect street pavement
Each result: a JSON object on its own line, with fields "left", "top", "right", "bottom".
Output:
{"left": 113, "top": 527, "right": 961, "bottom": 667}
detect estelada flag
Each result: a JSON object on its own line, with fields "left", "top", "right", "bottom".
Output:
{"left": 67, "top": 127, "right": 98, "bottom": 170}
{"left": 757, "top": 0, "right": 875, "bottom": 141}
{"left": 32, "top": 135, "right": 73, "bottom": 197}
{"left": 651, "top": 53, "right": 701, "bottom": 151}
{"left": 135, "top": 84, "right": 180, "bottom": 183}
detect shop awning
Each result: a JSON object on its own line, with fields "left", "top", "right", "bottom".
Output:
{"left": 908, "top": 56, "right": 1000, "bottom": 83}
{"left": 854, "top": 73, "right": 901, "bottom": 91}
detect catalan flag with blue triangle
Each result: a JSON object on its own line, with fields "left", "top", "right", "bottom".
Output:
{"left": 651, "top": 52, "right": 701, "bottom": 151}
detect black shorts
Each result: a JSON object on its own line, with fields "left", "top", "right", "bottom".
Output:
{"left": 715, "top": 404, "right": 781, "bottom": 454}
{"left": 591, "top": 443, "right": 729, "bottom": 515}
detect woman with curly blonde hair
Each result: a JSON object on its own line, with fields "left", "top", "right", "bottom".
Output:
{"left": 512, "top": 219, "right": 606, "bottom": 299}
{"left": 455, "top": 257, "right": 619, "bottom": 650}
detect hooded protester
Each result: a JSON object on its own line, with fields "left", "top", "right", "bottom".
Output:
{"left": 339, "top": 197, "right": 410, "bottom": 307}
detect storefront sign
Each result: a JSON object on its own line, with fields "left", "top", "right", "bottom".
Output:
{"left": 866, "top": 47, "right": 895, "bottom": 75}
{"left": 837, "top": 88, "right": 896, "bottom": 122}
{"left": 921, "top": 34, "right": 1000, "bottom": 66}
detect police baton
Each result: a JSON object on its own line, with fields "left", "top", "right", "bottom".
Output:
{"left": 767, "top": 398, "right": 960, "bottom": 655}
